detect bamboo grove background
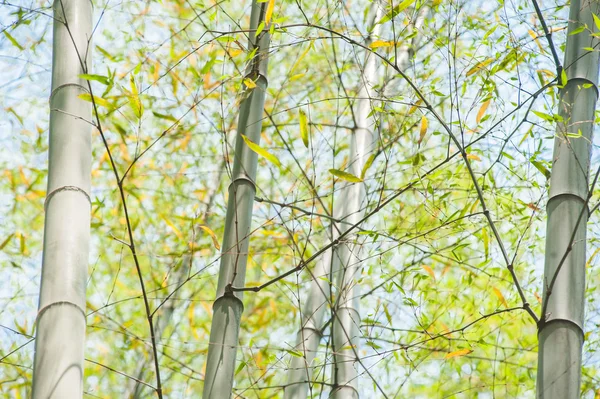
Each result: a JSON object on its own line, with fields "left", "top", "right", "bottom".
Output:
{"left": 3, "top": 0, "right": 600, "bottom": 397}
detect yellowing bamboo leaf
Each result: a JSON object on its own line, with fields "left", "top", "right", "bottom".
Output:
{"left": 421, "top": 264, "right": 435, "bottom": 280}
{"left": 242, "top": 135, "right": 281, "bottom": 166}
{"left": 78, "top": 93, "right": 111, "bottom": 108}
{"left": 265, "top": 0, "right": 275, "bottom": 25}
{"left": 329, "top": 169, "right": 363, "bottom": 183}
{"left": 445, "top": 348, "right": 473, "bottom": 359}
{"left": 476, "top": 99, "right": 491, "bottom": 124}
{"left": 360, "top": 153, "right": 376, "bottom": 180}
{"left": 492, "top": 287, "right": 508, "bottom": 307}
{"left": 370, "top": 40, "right": 394, "bottom": 49}
{"left": 418, "top": 116, "right": 428, "bottom": 144}
{"left": 0, "top": 233, "right": 14, "bottom": 250}
{"left": 408, "top": 99, "right": 422, "bottom": 114}
{"left": 481, "top": 226, "right": 489, "bottom": 259}
{"left": 299, "top": 109, "right": 309, "bottom": 147}
{"left": 198, "top": 224, "right": 221, "bottom": 250}
{"left": 466, "top": 153, "right": 481, "bottom": 161}
{"left": 243, "top": 77, "right": 257, "bottom": 89}
{"left": 466, "top": 58, "right": 493, "bottom": 77}
{"left": 129, "top": 76, "right": 143, "bottom": 118}
{"left": 534, "top": 292, "right": 542, "bottom": 304}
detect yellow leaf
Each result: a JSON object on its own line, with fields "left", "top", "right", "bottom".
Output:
{"left": 408, "top": 99, "right": 422, "bottom": 114}
{"left": 370, "top": 40, "right": 394, "bottom": 49}
{"left": 78, "top": 93, "right": 111, "bottom": 108}
{"left": 265, "top": 0, "right": 275, "bottom": 25}
{"left": 476, "top": 99, "right": 491, "bottom": 124}
{"left": 445, "top": 348, "right": 473, "bottom": 359}
{"left": 492, "top": 287, "right": 508, "bottom": 307}
{"left": 534, "top": 292, "right": 542, "bottom": 304}
{"left": 299, "top": 109, "right": 309, "bottom": 147}
{"left": 421, "top": 264, "right": 435, "bottom": 280}
{"left": 418, "top": 116, "right": 428, "bottom": 144}
{"left": 243, "top": 78, "right": 257, "bottom": 89}
{"left": 198, "top": 225, "right": 221, "bottom": 250}
{"left": 466, "top": 153, "right": 481, "bottom": 161}
{"left": 242, "top": 135, "right": 281, "bottom": 166}
{"left": 466, "top": 58, "right": 493, "bottom": 77}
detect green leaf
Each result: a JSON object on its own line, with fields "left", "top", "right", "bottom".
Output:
{"left": 329, "top": 169, "right": 363, "bottom": 183}
{"left": 0, "top": 233, "right": 14, "bottom": 250}
{"left": 530, "top": 159, "right": 551, "bottom": 179}
{"left": 593, "top": 14, "right": 600, "bottom": 31}
{"left": 360, "top": 153, "right": 376, "bottom": 180}
{"left": 299, "top": 109, "right": 309, "bottom": 147}
{"left": 286, "top": 349, "right": 304, "bottom": 358}
{"left": 532, "top": 110, "right": 554, "bottom": 122}
{"left": 3, "top": 31, "right": 24, "bottom": 50}
{"left": 152, "top": 111, "right": 178, "bottom": 122}
{"left": 242, "top": 135, "right": 281, "bottom": 166}
{"left": 79, "top": 74, "right": 110, "bottom": 85}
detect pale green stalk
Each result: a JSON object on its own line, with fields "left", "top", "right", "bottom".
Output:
{"left": 537, "top": 1, "right": 600, "bottom": 397}
{"left": 202, "top": 1, "right": 271, "bottom": 397}
{"left": 32, "top": 0, "right": 93, "bottom": 398}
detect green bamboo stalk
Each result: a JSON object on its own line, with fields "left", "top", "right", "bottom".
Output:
{"left": 31, "top": 1, "right": 93, "bottom": 398}
{"left": 202, "top": 1, "right": 271, "bottom": 397}
{"left": 537, "top": 1, "right": 600, "bottom": 398}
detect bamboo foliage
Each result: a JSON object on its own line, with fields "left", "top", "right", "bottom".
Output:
{"left": 537, "top": 0, "right": 600, "bottom": 397}
{"left": 202, "top": 1, "right": 271, "bottom": 397}
{"left": 31, "top": 0, "right": 93, "bottom": 398}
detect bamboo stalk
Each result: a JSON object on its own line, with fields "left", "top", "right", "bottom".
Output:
{"left": 202, "top": 1, "right": 271, "bottom": 397}
{"left": 32, "top": 1, "right": 93, "bottom": 398}
{"left": 537, "top": 1, "right": 600, "bottom": 397}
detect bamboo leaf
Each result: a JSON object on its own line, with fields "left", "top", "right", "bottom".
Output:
{"left": 466, "top": 58, "right": 493, "bottom": 76}
{"left": 360, "top": 153, "right": 376, "bottom": 180}
{"left": 4, "top": 31, "right": 24, "bottom": 50}
{"left": 418, "top": 116, "right": 428, "bottom": 144}
{"left": 445, "top": 348, "right": 473, "bottom": 359}
{"left": 152, "top": 111, "right": 178, "bottom": 122}
{"left": 421, "top": 264, "right": 435, "bottom": 280}
{"left": 265, "top": 0, "right": 275, "bottom": 25}
{"left": 476, "top": 99, "right": 491, "bottom": 124}
{"left": 329, "top": 169, "right": 363, "bottom": 183}
{"left": 78, "top": 93, "right": 111, "bottom": 108}
{"left": 129, "top": 76, "right": 143, "bottom": 118}
{"left": 466, "top": 153, "right": 481, "bottom": 161}
{"left": 481, "top": 227, "right": 489, "bottom": 259}
{"left": 299, "top": 109, "right": 309, "bottom": 147}
{"left": 198, "top": 225, "right": 221, "bottom": 250}
{"left": 79, "top": 74, "right": 110, "bottom": 85}
{"left": 243, "top": 78, "right": 257, "bottom": 89}
{"left": 370, "top": 40, "right": 394, "bottom": 48}
{"left": 593, "top": 13, "right": 600, "bottom": 31}
{"left": 0, "top": 233, "right": 14, "bottom": 250}
{"left": 492, "top": 287, "right": 508, "bottom": 307}
{"left": 242, "top": 135, "right": 281, "bottom": 166}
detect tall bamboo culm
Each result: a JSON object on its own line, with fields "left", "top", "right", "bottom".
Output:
{"left": 537, "top": 0, "right": 600, "bottom": 398}
{"left": 202, "top": 1, "right": 271, "bottom": 397}
{"left": 32, "top": 0, "right": 93, "bottom": 398}
{"left": 284, "top": 4, "right": 430, "bottom": 398}
{"left": 330, "top": 4, "right": 384, "bottom": 398}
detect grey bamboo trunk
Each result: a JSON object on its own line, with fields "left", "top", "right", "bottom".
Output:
{"left": 537, "top": 0, "right": 600, "bottom": 398}
{"left": 31, "top": 0, "right": 93, "bottom": 398}
{"left": 202, "top": 1, "right": 271, "bottom": 397}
